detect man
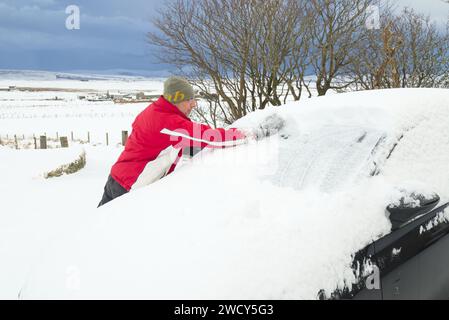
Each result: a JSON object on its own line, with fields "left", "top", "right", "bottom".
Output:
{"left": 98, "top": 76, "right": 247, "bottom": 207}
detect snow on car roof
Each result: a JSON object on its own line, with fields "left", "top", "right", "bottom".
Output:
{"left": 23, "top": 89, "right": 449, "bottom": 299}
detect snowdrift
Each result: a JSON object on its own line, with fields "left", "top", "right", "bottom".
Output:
{"left": 0, "top": 145, "right": 86, "bottom": 180}
{"left": 21, "top": 89, "right": 449, "bottom": 299}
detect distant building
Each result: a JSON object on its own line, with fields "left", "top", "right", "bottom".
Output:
{"left": 108, "top": 92, "right": 127, "bottom": 99}
{"left": 123, "top": 94, "right": 137, "bottom": 100}
{"left": 137, "top": 92, "right": 160, "bottom": 100}
{"left": 79, "top": 90, "right": 163, "bottom": 104}
{"left": 86, "top": 94, "right": 110, "bottom": 102}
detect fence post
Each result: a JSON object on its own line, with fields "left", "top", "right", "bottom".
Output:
{"left": 14, "top": 134, "right": 18, "bottom": 149}
{"left": 60, "top": 136, "right": 69, "bottom": 148}
{"left": 87, "top": 131, "right": 90, "bottom": 144}
{"left": 71, "top": 131, "right": 74, "bottom": 141}
{"left": 106, "top": 132, "right": 109, "bottom": 146}
{"left": 40, "top": 135, "right": 47, "bottom": 149}
{"left": 34, "top": 136, "right": 37, "bottom": 149}
{"left": 121, "top": 130, "right": 128, "bottom": 146}
{"left": 56, "top": 132, "right": 59, "bottom": 140}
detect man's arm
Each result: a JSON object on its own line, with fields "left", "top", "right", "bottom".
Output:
{"left": 161, "top": 118, "right": 247, "bottom": 149}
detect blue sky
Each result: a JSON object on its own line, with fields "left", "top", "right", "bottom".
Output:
{"left": 0, "top": 0, "right": 447, "bottom": 75}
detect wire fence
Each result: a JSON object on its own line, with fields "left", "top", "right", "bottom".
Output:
{"left": 0, "top": 130, "right": 129, "bottom": 150}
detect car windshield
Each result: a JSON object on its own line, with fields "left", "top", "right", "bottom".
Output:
{"left": 269, "top": 125, "right": 386, "bottom": 192}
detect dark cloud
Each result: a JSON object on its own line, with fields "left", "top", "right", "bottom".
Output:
{"left": 0, "top": 0, "right": 167, "bottom": 74}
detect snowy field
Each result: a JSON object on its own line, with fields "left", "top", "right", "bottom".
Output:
{"left": 0, "top": 71, "right": 157, "bottom": 298}
{"left": 0, "top": 71, "right": 448, "bottom": 299}
{"left": 0, "top": 70, "right": 163, "bottom": 146}
{"left": 0, "top": 144, "right": 122, "bottom": 299}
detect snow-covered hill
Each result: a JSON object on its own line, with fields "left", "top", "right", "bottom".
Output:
{"left": 1, "top": 88, "right": 448, "bottom": 299}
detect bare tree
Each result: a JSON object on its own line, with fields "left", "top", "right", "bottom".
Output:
{"left": 148, "top": 0, "right": 310, "bottom": 124}
{"left": 351, "top": 7, "right": 449, "bottom": 89}
{"left": 245, "top": 0, "right": 310, "bottom": 109}
{"left": 443, "top": 18, "right": 449, "bottom": 87}
{"left": 280, "top": 1, "right": 314, "bottom": 102}
{"left": 396, "top": 8, "right": 449, "bottom": 88}
{"left": 148, "top": 0, "right": 248, "bottom": 124}
{"left": 305, "top": 0, "right": 374, "bottom": 96}
{"left": 148, "top": 0, "right": 448, "bottom": 122}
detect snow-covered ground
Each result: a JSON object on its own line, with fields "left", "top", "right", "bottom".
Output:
{"left": 0, "top": 71, "right": 155, "bottom": 298}
{"left": 0, "top": 71, "right": 448, "bottom": 300}
{"left": 0, "top": 145, "right": 122, "bottom": 299}
{"left": 0, "top": 70, "right": 163, "bottom": 145}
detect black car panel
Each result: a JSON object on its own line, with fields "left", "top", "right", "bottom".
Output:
{"left": 325, "top": 202, "right": 449, "bottom": 299}
{"left": 418, "top": 233, "right": 449, "bottom": 299}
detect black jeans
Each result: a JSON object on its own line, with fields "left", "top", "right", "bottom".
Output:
{"left": 98, "top": 175, "right": 128, "bottom": 207}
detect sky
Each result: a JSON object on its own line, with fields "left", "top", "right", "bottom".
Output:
{"left": 0, "top": 0, "right": 447, "bottom": 76}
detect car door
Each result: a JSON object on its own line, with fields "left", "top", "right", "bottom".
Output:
{"left": 415, "top": 204, "right": 449, "bottom": 299}
{"left": 372, "top": 203, "right": 449, "bottom": 299}
{"left": 320, "top": 203, "right": 449, "bottom": 300}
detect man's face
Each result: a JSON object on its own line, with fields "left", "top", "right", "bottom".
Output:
{"left": 176, "top": 99, "right": 197, "bottom": 117}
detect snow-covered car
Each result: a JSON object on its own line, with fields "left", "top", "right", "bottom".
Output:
{"left": 21, "top": 89, "right": 449, "bottom": 299}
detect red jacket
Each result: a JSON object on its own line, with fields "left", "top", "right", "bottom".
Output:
{"left": 111, "top": 96, "right": 246, "bottom": 191}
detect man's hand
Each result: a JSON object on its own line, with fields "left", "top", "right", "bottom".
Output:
{"left": 241, "top": 114, "right": 285, "bottom": 141}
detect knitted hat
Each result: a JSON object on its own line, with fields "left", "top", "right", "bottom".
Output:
{"left": 163, "top": 76, "right": 195, "bottom": 104}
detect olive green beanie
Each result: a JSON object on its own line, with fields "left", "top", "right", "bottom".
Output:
{"left": 163, "top": 76, "right": 195, "bottom": 104}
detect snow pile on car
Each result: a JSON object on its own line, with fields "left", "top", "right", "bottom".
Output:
{"left": 21, "top": 89, "right": 449, "bottom": 299}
